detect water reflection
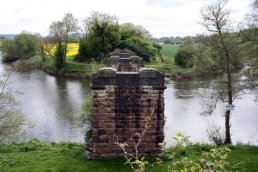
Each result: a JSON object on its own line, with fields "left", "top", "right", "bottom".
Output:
{"left": 0, "top": 60, "right": 91, "bottom": 142}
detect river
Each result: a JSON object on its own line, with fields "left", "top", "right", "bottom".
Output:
{"left": 1, "top": 55, "right": 258, "bottom": 145}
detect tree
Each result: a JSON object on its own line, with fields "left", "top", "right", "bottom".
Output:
{"left": 246, "top": 0, "right": 258, "bottom": 26}
{"left": 77, "top": 11, "right": 120, "bottom": 61}
{"left": 0, "top": 32, "right": 39, "bottom": 61}
{"left": 242, "top": 0, "right": 258, "bottom": 89}
{"left": 78, "top": 13, "right": 161, "bottom": 62}
{"left": 0, "top": 71, "right": 26, "bottom": 142}
{"left": 199, "top": 0, "right": 245, "bottom": 144}
{"left": 49, "top": 13, "right": 79, "bottom": 68}
{"left": 119, "top": 23, "right": 161, "bottom": 61}
{"left": 119, "top": 23, "right": 152, "bottom": 39}
{"left": 0, "top": 38, "right": 18, "bottom": 61}
{"left": 175, "top": 38, "right": 195, "bottom": 67}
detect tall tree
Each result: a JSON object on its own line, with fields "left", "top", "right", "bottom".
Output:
{"left": 78, "top": 11, "right": 120, "bottom": 61}
{"left": 119, "top": 23, "right": 161, "bottom": 61}
{"left": 49, "top": 13, "right": 79, "bottom": 69}
{"left": 200, "top": 0, "right": 244, "bottom": 144}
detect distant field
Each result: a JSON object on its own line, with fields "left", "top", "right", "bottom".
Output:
{"left": 0, "top": 42, "right": 79, "bottom": 57}
{"left": 160, "top": 44, "right": 180, "bottom": 57}
{"left": 44, "top": 43, "right": 79, "bottom": 57}
{"left": 66, "top": 43, "right": 79, "bottom": 56}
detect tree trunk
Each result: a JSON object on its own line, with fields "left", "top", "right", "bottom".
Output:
{"left": 217, "top": 23, "right": 233, "bottom": 145}
{"left": 224, "top": 51, "right": 233, "bottom": 145}
{"left": 224, "top": 110, "right": 231, "bottom": 144}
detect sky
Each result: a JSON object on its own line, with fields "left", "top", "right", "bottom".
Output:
{"left": 0, "top": 0, "right": 253, "bottom": 38}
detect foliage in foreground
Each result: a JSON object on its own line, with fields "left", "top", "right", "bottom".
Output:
{"left": 165, "top": 133, "right": 232, "bottom": 172}
{"left": 0, "top": 70, "right": 27, "bottom": 143}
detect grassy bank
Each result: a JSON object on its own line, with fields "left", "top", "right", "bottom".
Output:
{"left": 145, "top": 56, "right": 192, "bottom": 77}
{"left": 24, "top": 55, "right": 192, "bottom": 79}
{"left": 24, "top": 55, "right": 105, "bottom": 78}
{"left": 22, "top": 43, "right": 191, "bottom": 79}
{"left": 0, "top": 139, "right": 257, "bottom": 172}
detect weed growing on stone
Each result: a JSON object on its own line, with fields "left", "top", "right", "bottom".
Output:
{"left": 115, "top": 109, "right": 162, "bottom": 172}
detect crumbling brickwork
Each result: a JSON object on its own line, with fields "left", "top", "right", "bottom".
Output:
{"left": 86, "top": 51, "right": 165, "bottom": 158}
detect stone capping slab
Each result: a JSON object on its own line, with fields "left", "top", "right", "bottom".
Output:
{"left": 153, "top": 86, "right": 167, "bottom": 90}
{"left": 107, "top": 55, "right": 143, "bottom": 72}
{"left": 130, "top": 56, "right": 142, "bottom": 61}
{"left": 94, "top": 67, "right": 117, "bottom": 78}
{"left": 92, "top": 67, "right": 164, "bottom": 86}
{"left": 116, "top": 72, "right": 139, "bottom": 74}
{"left": 139, "top": 68, "right": 163, "bottom": 78}
{"left": 109, "top": 56, "right": 120, "bottom": 60}
{"left": 91, "top": 85, "right": 106, "bottom": 90}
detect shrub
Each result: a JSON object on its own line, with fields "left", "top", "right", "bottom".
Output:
{"left": 80, "top": 97, "right": 93, "bottom": 142}
{"left": 175, "top": 50, "right": 193, "bottom": 68}
{"left": 207, "top": 124, "right": 225, "bottom": 146}
{"left": 0, "top": 32, "right": 40, "bottom": 61}
{"left": 174, "top": 38, "right": 195, "bottom": 68}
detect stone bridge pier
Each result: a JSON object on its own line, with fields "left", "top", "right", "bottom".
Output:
{"left": 86, "top": 51, "right": 166, "bottom": 157}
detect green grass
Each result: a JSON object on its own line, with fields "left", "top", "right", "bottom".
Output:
{"left": 160, "top": 44, "right": 180, "bottom": 58}
{"left": 24, "top": 56, "right": 105, "bottom": 77}
{"left": 145, "top": 56, "right": 192, "bottom": 76}
{"left": 0, "top": 139, "right": 131, "bottom": 172}
{"left": 150, "top": 44, "right": 191, "bottom": 76}
{"left": 228, "top": 145, "right": 258, "bottom": 171}
{"left": 1, "top": 140, "right": 258, "bottom": 172}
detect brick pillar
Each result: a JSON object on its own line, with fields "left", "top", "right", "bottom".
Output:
{"left": 86, "top": 64, "right": 165, "bottom": 158}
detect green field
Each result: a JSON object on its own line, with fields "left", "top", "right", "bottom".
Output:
{"left": 1, "top": 140, "right": 258, "bottom": 172}
{"left": 145, "top": 44, "right": 192, "bottom": 76}
{"left": 160, "top": 44, "right": 180, "bottom": 57}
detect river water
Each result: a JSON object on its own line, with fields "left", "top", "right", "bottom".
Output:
{"left": 1, "top": 55, "right": 258, "bottom": 144}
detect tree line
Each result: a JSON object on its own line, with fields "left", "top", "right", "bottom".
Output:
{"left": 0, "top": 11, "right": 161, "bottom": 69}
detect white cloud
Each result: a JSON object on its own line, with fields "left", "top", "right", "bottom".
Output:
{"left": 0, "top": 0, "right": 253, "bottom": 38}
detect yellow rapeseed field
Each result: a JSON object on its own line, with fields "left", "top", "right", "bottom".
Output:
{"left": 45, "top": 43, "right": 79, "bottom": 57}
{"left": 66, "top": 43, "right": 79, "bottom": 56}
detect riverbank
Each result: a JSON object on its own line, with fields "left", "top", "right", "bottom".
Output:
{"left": 16, "top": 55, "right": 192, "bottom": 80}
{"left": 15, "top": 55, "right": 105, "bottom": 79}
{"left": 0, "top": 139, "right": 257, "bottom": 171}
